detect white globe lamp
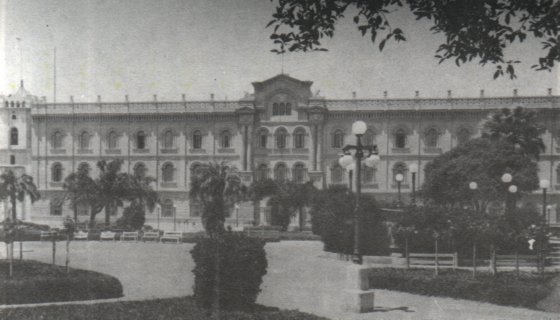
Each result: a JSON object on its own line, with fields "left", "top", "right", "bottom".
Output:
{"left": 364, "top": 154, "right": 380, "bottom": 167}
{"left": 501, "top": 173, "right": 512, "bottom": 183}
{"left": 352, "top": 120, "right": 367, "bottom": 136}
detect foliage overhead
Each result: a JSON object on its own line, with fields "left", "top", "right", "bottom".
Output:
{"left": 268, "top": 0, "right": 560, "bottom": 78}
{"left": 189, "top": 162, "right": 246, "bottom": 236}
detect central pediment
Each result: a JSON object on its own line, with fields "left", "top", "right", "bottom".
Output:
{"left": 251, "top": 74, "right": 313, "bottom": 107}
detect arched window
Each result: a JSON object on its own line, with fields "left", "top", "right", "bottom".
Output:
{"left": 79, "top": 131, "right": 90, "bottom": 149}
{"left": 331, "top": 164, "right": 344, "bottom": 183}
{"left": 50, "top": 201, "right": 62, "bottom": 216}
{"left": 22, "top": 102, "right": 25, "bottom": 108}
{"left": 163, "top": 130, "right": 174, "bottom": 149}
{"left": 16, "top": 102, "right": 20, "bottom": 108}
{"left": 133, "top": 162, "right": 147, "bottom": 178}
{"left": 332, "top": 129, "right": 344, "bottom": 148}
{"left": 162, "top": 162, "right": 174, "bottom": 182}
{"left": 258, "top": 128, "right": 268, "bottom": 148}
{"left": 286, "top": 103, "right": 292, "bottom": 115}
{"left": 256, "top": 164, "right": 269, "bottom": 182}
{"left": 556, "top": 165, "right": 560, "bottom": 185}
{"left": 52, "top": 131, "right": 63, "bottom": 149}
{"left": 10, "top": 155, "right": 15, "bottom": 164}
{"left": 457, "top": 128, "right": 470, "bottom": 146}
{"left": 274, "top": 163, "right": 288, "bottom": 181}
{"left": 136, "top": 131, "right": 146, "bottom": 149}
{"left": 107, "top": 131, "right": 118, "bottom": 149}
{"left": 51, "top": 163, "right": 63, "bottom": 182}
{"left": 78, "top": 162, "right": 90, "bottom": 175}
{"left": 10, "top": 127, "right": 18, "bottom": 146}
{"left": 293, "top": 163, "right": 306, "bottom": 183}
{"left": 392, "top": 162, "right": 408, "bottom": 183}
{"left": 192, "top": 130, "right": 202, "bottom": 149}
{"left": 10, "top": 101, "right": 14, "bottom": 108}
{"left": 361, "top": 165, "right": 375, "bottom": 184}
{"left": 51, "top": 163, "right": 62, "bottom": 181}
{"left": 11, "top": 114, "right": 16, "bottom": 120}
{"left": 425, "top": 128, "right": 439, "bottom": 148}
{"left": 4, "top": 102, "right": 8, "bottom": 108}
{"left": 162, "top": 199, "right": 174, "bottom": 217}
{"left": 272, "top": 103, "right": 279, "bottom": 116}
{"left": 363, "top": 129, "right": 375, "bottom": 146}
{"left": 395, "top": 128, "right": 407, "bottom": 149}
{"left": 294, "top": 128, "right": 306, "bottom": 149}
{"left": 275, "top": 128, "right": 288, "bottom": 149}
{"left": 279, "top": 103, "right": 286, "bottom": 115}
{"left": 221, "top": 130, "right": 231, "bottom": 148}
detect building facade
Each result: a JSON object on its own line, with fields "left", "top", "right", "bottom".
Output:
{"left": 1, "top": 75, "right": 559, "bottom": 230}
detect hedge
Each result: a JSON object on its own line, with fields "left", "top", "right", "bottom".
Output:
{"left": 0, "top": 260, "right": 123, "bottom": 304}
{"left": 0, "top": 296, "right": 329, "bottom": 320}
{"left": 368, "top": 268, "right": 555, "bottom": 310}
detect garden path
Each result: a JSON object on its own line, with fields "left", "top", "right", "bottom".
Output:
{"left": 2, "top": 241, "right": 559, "bottom": 320}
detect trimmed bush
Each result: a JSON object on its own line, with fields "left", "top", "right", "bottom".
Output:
{"left": 191, "top": 233, "right": 268, "bottom": 310}
{"left": 368, "top": 268, "right": 555, "bottom": 310}
{"left": 1, "top": 260, "right": 123, "bottom": 304}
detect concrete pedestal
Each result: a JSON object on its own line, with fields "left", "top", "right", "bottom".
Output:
{"left": 342, "top": 264, "right": 375, "bottom": 313}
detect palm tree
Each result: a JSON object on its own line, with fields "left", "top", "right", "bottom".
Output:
{"left": 120, "top": 173, "right": 159, "bottom": 222}
{"left": 96, "top": 160, "right": 128, "bottom": 226}
{"left": 482, "top": 106, "right": 546, "bottom": 160}
{"left": 61, "top": 164, "right": 102, "bottom": 228}
{"left": 0, "top": 169, "right": 40, "bottom": 277}
{"left": 189, "top": 162, "right": 245, "bottom": 237}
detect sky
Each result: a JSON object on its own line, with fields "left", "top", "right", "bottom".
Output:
{"left": 1, "top": 0, "right": 558, "bottom": 102}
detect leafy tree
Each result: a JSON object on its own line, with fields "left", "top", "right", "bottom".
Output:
{"left": 482, "top": 106, "right": 546, "bottom": 160}
{"left": 309, "top": 185, "right": 390, "bottom": 255}
{"left": 268, "top": 0, "right": 560, "bottom": 78}
{"left": 421, "top": 137, "right": 539, "bottom": 210}
{"left": 0, "top": 169, "right": 40, "bottom": 277}
{"left": 189, "top": 162, "right": 246, "bottom": 237}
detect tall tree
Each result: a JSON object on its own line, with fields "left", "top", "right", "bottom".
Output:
{"left": 268, "top": 0, "right": 560, "bottom": 78}
{"left": 189, "top": 162, "right": 246, "bottom": 237}
{"left": 421, "top": 137, "right": 539, "bottom": 209}
{"left": 482, "top": 106, "right": 546, "bottom": 160}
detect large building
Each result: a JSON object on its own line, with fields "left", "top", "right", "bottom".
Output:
{"left": 1, "top": 74, "right": 559, "bottom": 230}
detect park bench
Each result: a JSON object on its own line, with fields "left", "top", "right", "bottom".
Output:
{"left": 408, "top": 252, "right": 458, "bottom": 269}
{"left": 141, "top": 231, "right": 160, "bottom": 242}
{"left": 121, "top": 231, "right": 139, "bottom": 242}
{"left": 73, "top": 230, "right": 89, "bottom": 240}
{"left": 246, "top": 229, "right": 281, "bottom": 242}
{"left": 160, "top": 231, "right": 182, "bottom": 243}
{"left": 40, "top": 230, "right": 58, "bottom": 241}
{"left": 496, "top": 254, "right": 538, "bottom": 268}
{"left": 99, "top": 231, "right": 117, "bottom": 241}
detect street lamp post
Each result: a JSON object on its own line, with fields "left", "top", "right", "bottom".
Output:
{"left": 235, "top": 204, "right": 240, "bottom": 227}
{"left": 338, "top": 120, "right": 380, "bottom": 265}
{"left": 157, "top": 205, "right": 161, "bottom": 231}
{"left": 501, "top": 173, "right": 514, "bottom": 218}
{"left": 173, "top": 207, "right": 177, "bottom": 231}
{"left": 540, "top": 179, "right": 550, "bottom": 223}
{"left": 395, "top": 173, "right": 404, "bottom": 206}
{"left": 409, "top": 164, "right": 418, "bottom": 205}
{"left": 469, "top": 181, "right": 478, "bottom": 212}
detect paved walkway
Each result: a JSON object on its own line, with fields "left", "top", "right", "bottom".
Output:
{"left": 2, "top": 241, "right": 560, "bottom": 320}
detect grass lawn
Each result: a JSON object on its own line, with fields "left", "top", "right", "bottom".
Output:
{"left": 1, "top": 260, "right": 122, "bottom": 304}
{"left": 368, "top": 268, "right": 557, "bottom": 310}
{"left": 0, "top": 296, "right": 330, "bottom": 320}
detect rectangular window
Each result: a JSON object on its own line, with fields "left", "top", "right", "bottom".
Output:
{"left": 10, "top": 155, "right": 15, "bottom": 164}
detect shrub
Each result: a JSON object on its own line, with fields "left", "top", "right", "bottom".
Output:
{"left": 310, "top": 185, "right": 390, "bottom": 256}
{"left": 368, "top": 268, "right": 555, "bottom": 310}
{"left": 116, "top": 202, "right": 146, "bottom": 230}
{"left": 191, "top": 233, "right": 268, "bottom": 310}
{"left": 0, "top": 260, "right": 123, "bottom": 304}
